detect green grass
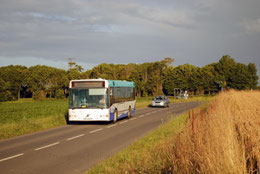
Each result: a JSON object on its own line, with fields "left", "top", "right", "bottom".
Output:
{"left": 136, "top": 96, "right": 154, "bottom": 109}
{"left": 87, "top": 112, "right": 190, "bottom": 174}
{"left": 170, "top": 95, "right": 213, "bottom": 103}
{"left": 0, "top": 98, "right": 68, "bottom": 140}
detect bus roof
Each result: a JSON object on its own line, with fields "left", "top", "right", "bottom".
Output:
{"left": 69, "top": 79, "right": 135, "bottom": 88}
{"left": 108, "top": 80, "right": 134, "bottom": 87}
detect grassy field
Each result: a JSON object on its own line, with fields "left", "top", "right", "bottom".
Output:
{"left": 88, "top": 90, "right": 260, "bottom": 173}
{"left": 0, "top": 96, "right": 211, "bottom": 140}
{"left": 0, "top": 98, "right": 68, "bottom": 140}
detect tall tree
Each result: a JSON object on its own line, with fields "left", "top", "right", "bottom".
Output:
{"left": 247, "top": 63, "right": 258, "bottom": 89}
{"left": 0, "top": 65, "right": 27, "bottom": 101}
{"left": 0, "top": 77, "right": 12, "bottom": 101}
{"left": 67, "top": 59, "right": 82, "bottom": 80}
{"left": 201, "top": 64, "right": 219, "bottom": 94}
{"left": 26, "top": 65, "right": 69, "bottom": 99}
{"left": 215, "top": 55, "right": 236, "bottom": 89}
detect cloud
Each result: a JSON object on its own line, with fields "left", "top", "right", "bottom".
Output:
{"left": 0, "top": 0, "right": 196, "bottom": 60}
{"left": 242, "top": 18, "right": 260, "bottom": 33}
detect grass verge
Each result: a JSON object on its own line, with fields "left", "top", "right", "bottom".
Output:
{"left": 87, "top": 111, "right": 191, "bottom": 174}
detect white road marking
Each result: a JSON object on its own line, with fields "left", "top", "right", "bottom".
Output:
{"left": 67, "top": 134, "right": 85, "bottom": 141}
{"left": 145, "top": 113, "right": 150, "bottom": 116}
{"left": 89, "top": 128, "right": 103, "bottom": 134}
{"left": 119, "top": 120, "right": 128, "bottom": 124}
{"left": 35, "top": 142, "right": 60, "bottom": 151}
{"left": 0, "top": 153, "right": 24, "bottom": 162}
{"left": 139, "top": 115, "right": 144, "bottom": 118}
{"left": 107, "top": 124, "right": 117, "bottom": 128}
{"left": 131, "top": 117, "right": 137, "bottom": 120}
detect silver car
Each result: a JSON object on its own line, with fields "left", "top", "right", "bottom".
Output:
{"left": 151, "top": 95, "right": 170, "bottom": 108}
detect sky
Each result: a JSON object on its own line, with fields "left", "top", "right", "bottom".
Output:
{"left": 0, "top": 0, "right": 260, "bottom": 82}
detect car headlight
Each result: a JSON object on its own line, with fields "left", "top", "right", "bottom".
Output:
{"left": 152, "top": 101, "right": 155, "bottom": 105}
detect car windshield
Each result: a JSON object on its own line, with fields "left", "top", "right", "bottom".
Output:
{"left": 155, "top": 96, "right": 164, "bottom": 100}
{"left": 69, "top": 88, "right": 109, "bottom": 109}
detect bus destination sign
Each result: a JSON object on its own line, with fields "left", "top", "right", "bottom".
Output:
{"left": 72, "top": 81, "right": 104, "bottom": 88}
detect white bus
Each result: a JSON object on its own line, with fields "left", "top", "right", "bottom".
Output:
{"left": 68, "top": 79, "right": 136, "bottom": 122}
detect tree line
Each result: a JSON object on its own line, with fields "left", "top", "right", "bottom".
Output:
{"left": 0, "top": 55, "right": 258, "bottom": 101}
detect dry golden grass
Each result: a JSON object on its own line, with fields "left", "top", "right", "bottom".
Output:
{"left": 167, "top": 90, "right": 260, "bottom": 173}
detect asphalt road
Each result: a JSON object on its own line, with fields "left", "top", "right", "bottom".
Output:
{"left": 0, "top": 102, "right": 201, "bottom": 174}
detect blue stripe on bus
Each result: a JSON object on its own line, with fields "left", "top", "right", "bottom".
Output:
{"left": 109, "top": 109, "right": 135, "bottom": 121}
{"left": 118, "top": 112, "right": 128, "bottom": 119}
{"left": 109, "top": 112, "right": 114, "bottom": 121}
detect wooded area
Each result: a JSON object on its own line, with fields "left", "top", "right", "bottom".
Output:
{"left": 0, "top": 55, "right": 258, "bottom": 101}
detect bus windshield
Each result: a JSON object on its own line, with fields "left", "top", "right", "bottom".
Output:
{"left": 69, "top": 88, "right": 109, "bottom": 109}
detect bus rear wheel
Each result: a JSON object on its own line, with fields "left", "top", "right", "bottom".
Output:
{"left": 113, "top": 110, "right": 118, "bottom": 123}
{"left": 128, "top": 106, "right": 132, "bottom": 119}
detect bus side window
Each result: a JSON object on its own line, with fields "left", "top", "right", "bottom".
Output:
{"left": 110, "top": 88, "right": 115, "bottom": 106}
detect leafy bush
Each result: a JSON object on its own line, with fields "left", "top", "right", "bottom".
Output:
{"left": 55, "top": 89, "right": 65, "bottom": 99}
